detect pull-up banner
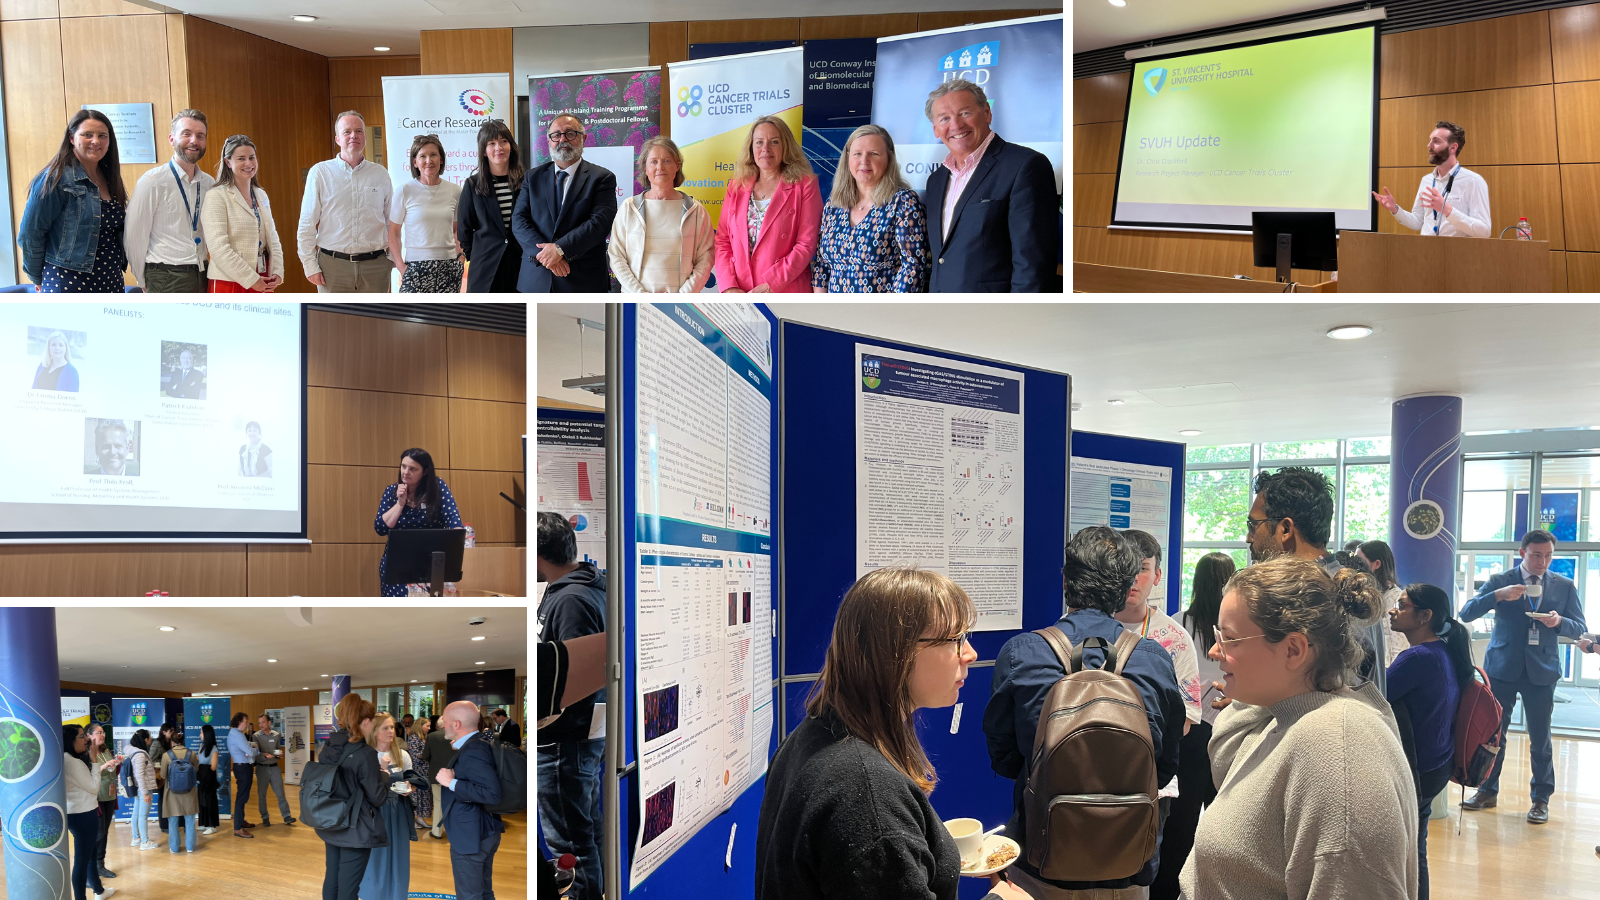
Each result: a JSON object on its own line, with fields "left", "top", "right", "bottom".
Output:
{"left": 114, "top": 697, "right": 165, "bottom": 822}
{"left": 281, "top": 706, "right": 311, "bottom": 785}
{"left": 668, "top": 47, "right": 804, "bottom": 228}
{"left": 528, "top": 67, "right": 662, "bottom": 202}
{"left": 381, "top": 73, "right": 514, "bottom": 194}
{"left": 182, "top": 697, "right": 231, "bottom": 818}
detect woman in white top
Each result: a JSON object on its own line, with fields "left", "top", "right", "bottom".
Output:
{"left": 609, "top": 136, "right": 714, "bottom": 293}
{"left": 64, "top": 724, "right": 119, "bottom": 900}
{"left": 201, "top": 135, "right": 284, "bottom": 293}
{"left": 1358, "top": 539, "right": 1410, "bottom": 666}
{"left": 388, "top": 134, "right": 464, "bottom": 293}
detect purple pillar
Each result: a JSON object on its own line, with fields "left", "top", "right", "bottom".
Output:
{"left": 332, "top": 675, "right": 351, "bottom": 705}
{"left": 0, "top": 608, "right": 68, "bottom": 900}
{"left": 1389, "top": 394, "right": 1463, "bottom": 592}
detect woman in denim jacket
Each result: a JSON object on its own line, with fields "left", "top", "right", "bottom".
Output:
{"left": 19, "top": 109, "right": 129, "bottom": 292}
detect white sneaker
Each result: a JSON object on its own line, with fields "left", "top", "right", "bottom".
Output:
{"left": 200, "top": 827, "right": 216, "bottom": 835}
{"left": 140, "top": 841, "right": 160, "bottom": 850}
{"left": 95, "top": 888, "right": 116, "bottom": 900}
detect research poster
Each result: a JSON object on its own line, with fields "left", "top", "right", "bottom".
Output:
{"left": 1069, "top": 457, "right": 1173, "bottom": 592}
{"left": 630, "top": 302, "right": 774, "bottom": 885}
{"left": 281, "top": 706, "right": 310, "bottom": 784}
{"left": 854, "top": 345, "right": 1024, "bottom": 631}
{"left": 381, "top": 74, "right": 513, "bottom": 194}
{"left": 537, "top": 416, "right": 607, "bottom": 570}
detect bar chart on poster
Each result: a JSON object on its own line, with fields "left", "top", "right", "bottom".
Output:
{"left": 537, "top": 409, "right": 608, "bottom": 569}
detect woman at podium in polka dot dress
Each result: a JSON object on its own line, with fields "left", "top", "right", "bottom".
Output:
{"left": 374, "top": 448, "right": 462, "bottom": 597}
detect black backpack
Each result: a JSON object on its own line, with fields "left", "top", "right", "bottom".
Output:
{"left": 120, "top": 752, "right": 139, "bottom": 798}
{"left": 483, "top": 739, "right": 527, "bottom": 816}
{"left": 298, "top": 748, "right": 358, "bottom": 832}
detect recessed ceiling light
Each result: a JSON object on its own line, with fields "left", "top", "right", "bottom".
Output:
{"left": 471, "top": 636, "right": 486, "bottom": 641}
{"left": 291, "top": 14, "right": 317, "bottom": 21}
{"left": 1178, "top": 429, "right": 1202, "bottom": 436}
{"left": 267, "top": 659, "right": 278, "bottom": 663}
{"left": 1326, "top": 325, "right": 1374, "bottom": 340}
{"left": 474, "top": 662, "right": 485, "bottom": 665}
{"left": 374, "top": 46, "right": 391, "bottom": 52}
{"left": 1107, "top": 399, "right": 1124, "bottom": 406}
{"left": 410, "top": 680, "right": 417, "bottom": 683}
{"left": 321, "top": 674, "right": 329, "bottom": 677}
{"left": 1109, "top": 0, "right": 1127, "bottom": 6}
{"left": 211, "top": 683, "right": 218, "bottom": 687}
{"left": 158, "top": 626, "right": 175, "bottom": 631}
{"left": 477, "top": 671, "right": 485, "bottom": 674}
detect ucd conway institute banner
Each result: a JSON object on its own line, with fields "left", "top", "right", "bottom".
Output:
{"left": 183, "top": 697, "right": 231, "bottom": 818}
{"left": 668, "top": 47, "right": 803, "bottom": 229}
{"left": 872, "top": 15, "right": 1063, "bottom": 194}
{"left": 381, "top": 73, "right": 513, "bottom": 196}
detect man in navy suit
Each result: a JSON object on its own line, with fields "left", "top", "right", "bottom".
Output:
{"left": 511, "top": 115, "right": 617, "bottom": 293}
{"left": 923, "top": 79, "right": 1060, "bottom": 293}
{"left": 434, "top": 700, "right": 505, "bottom": 900}
{"left": 1458, "top": 529, "right": 1586, "bottom": 824}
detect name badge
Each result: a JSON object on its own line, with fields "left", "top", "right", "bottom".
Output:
{"left": 1529, "top": 624, "right": 1542, "bottom": 646}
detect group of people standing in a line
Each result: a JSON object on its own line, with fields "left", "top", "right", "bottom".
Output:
{"left": 17, "top": 76, "right": 1058, "bottom": 293}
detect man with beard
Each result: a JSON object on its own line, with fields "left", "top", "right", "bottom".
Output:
{"left": 1372, "top": 120, "right": 1490, "bottom": 238}
{"left": 1244, "top": 466, "right": 1386, "bottom": 695}
{"left": 512, "top": 114, "right": 617, "bottom": 292}
{"left": 125, "top": 110, "right": 212, "bottom": 292}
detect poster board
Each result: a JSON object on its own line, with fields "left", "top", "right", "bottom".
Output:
{"left": 536, "top": 407, "right": 607, "bottom": 571}
{"left": 281, "top": 706, "right": 311, "bottom": 785}
{"left": 1069, "top": 431, "right": 1187, "bottom": 615}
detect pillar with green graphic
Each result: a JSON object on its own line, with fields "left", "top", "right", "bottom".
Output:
{"left": 0, "top": 607, "right": 68, "bottom": 900}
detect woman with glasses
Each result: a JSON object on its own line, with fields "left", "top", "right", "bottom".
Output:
{"left": 755, "top": 567, "right": 1025, "bottom": 900}
{"left": 388, "top": 134, "right": 464, "bottom": 293}
{"left": 1182, "top": 556, "right": 1416, "bottom": 900}
{"left": 201, "top": 135, "right": 284, "bottom": 292}
{"left": 1387, "top": 583, "right": 1473, "bottom": 900}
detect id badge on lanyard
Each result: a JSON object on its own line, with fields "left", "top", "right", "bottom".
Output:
{"left": 169, "top": 162, "right": 203, "bottom": 265}
{"left": 1432, "top": 164, "right": 1459, "bottom": 235}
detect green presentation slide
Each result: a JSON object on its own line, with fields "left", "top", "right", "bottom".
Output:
{"left": 1112, "top": 27, "right": 1375, "bottom": 231}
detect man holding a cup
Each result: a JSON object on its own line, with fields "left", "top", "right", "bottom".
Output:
{"left": 1458, "top": 529, "right": 1587, "bottom": 824}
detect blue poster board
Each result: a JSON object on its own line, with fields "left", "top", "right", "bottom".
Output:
{"left": 1069, "top": 431, "right": 1187, "bottom": 615}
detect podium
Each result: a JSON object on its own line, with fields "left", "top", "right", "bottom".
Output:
{"left": 1336, "top": 231, "right": 1549, "bottom": 293}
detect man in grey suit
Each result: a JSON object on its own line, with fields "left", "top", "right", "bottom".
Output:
{"left": 422, "top": 716, "right": 455, "bottom": 839}
{"left": 1458, "top": 529, "right": 1586, "bottom": 824}
{"left": 252, "top": 714, "right": 295, "bottom": 826}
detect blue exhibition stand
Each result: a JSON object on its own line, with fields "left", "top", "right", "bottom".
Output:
{"left": 1069, "top": 430, "right": 1188, "bottom": 615}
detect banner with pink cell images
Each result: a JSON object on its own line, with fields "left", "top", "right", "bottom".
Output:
{"left": 528, "top": 67, "right": 662, "bottom": 202}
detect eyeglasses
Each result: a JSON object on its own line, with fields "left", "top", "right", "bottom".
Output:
{"left": 1212, "top": 626, "right": 1268, "bottom": 650}
{"left": 917, "top": 632, "right": 971, "bottom": 650}
{"left": 547, "top": 130, "right": 585, "bottom": 143}
{"left": 1244, "top": 515, "right": 1282, "bottom": 532}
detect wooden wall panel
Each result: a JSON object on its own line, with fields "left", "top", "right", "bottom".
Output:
{"left": 309, "top": 387, "right": 451, "bottom": 468}
{"left": 1074, "top": 72, "right": 1129, "bottom": 125}
{"left": 165, "top": 14, "right": 188, "bottom": 116}
{"left": 1380, "top": 86, "right": 1558, "bottom": 167}
{"left": 1552, "top": 4, "right": 1600, "bottom": 83}
{"left": 649, "top": 22, "right": 689, "bottom": 139}
{"left": 1568, "top": 249, "right": 1600, "bottom": 290}
{"left": 308, "top": 310, "right": 448, "bottom": 395}
{"left": 1376, "top": 164, "right": 1565, "bottom": 248}
{"left": 1561, "top": 163, "right": 1600, "bottom": 251}
{"left": 447, "top": 327, "right": 526, "bottom": 403}
{"left": 329, "top": 56, "right": 420, "bottom": 96}
{"left": 445, "top": 469, "right": 524, "bottom": 545}
{"left": 60, "top": 13, "right": 172, "bottom": 208}
{"left": 448, "top": 398, "right": 526, "bottom": 472}
{"left": 2, "top": 17, "right": 64, "bottom": 282}
{"left": 246, "top": 543, "right": 385, "bottom": 598}
{"left": 1072, "top": 173, "right": 1114, "bottom": 229}
{"left": 1073, "top": 225, "right": 1330, "bottom": 285}
{"left": 799, "top": 15, "right": 919, "bottom": 41}
{"left": 0, "top": 544, "right": 246, "bottom": 596}
{"left": 224, "top": 690, "right": 322, "bottom": 716}
{"left": 308, "top": 464, "right": 395, "bottom": 544}
{"left": 1073, "top": 122, "right": 1121, "bottom": 174}
{"left": 534, "top": 395, "right": 601, "bottom": 412}
{"left": 1, "top": 0, "right": 59, "bottom": 19}
{"left": 58, "top": 0, "right": 149, "bottom": 15}
{"left": 61, "top": 681, "right": 187, "bottom": 698}
{"left": 687, "top": 19, "right": 799, "bottom": 43}
{"left": 917, "top": 10, "right": 1047, "bottom": 31}
{"left": 420, "top": 27, "right": 511, "bottom": 77}
{"left": 457, "top": 546, "right": 525, "bottom": 597}
{"left": 1555, "top": 80, "right": 1600, "bottom": 162}
{"left": 1380, "top": 12, "right": 1551, "bottom": 98}
{"left": 1550, "top": 249, "right": 1568, "bottom": 292}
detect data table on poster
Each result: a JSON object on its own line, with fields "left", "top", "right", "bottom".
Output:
{"left": 630, "top": 302, "right": 774, "bottom": 885}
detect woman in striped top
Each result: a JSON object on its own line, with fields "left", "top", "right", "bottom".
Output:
{"left": 457, "top": 119, "right": 525, "bottom": 292}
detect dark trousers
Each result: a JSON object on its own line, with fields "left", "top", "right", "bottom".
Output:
{"left": 232, "top": 763, "right": 254, "bottom": 826}
{"left": 143, "top": 262, "right": 206, "bottom": 293}
{"left": 1416, "top": 763, "right": 1452, "bottom": 900}
{"left": 537, "top": 740, "right": 603, "bottom": 900}
{"left": 1480, "top": 676, "right": 1556, "bottom": 802}
{"left": 451, "top": 829, "right": 501, "bottom": 900}
{"left": 95, "top": 799, "right": 115, "bottom": 865}
{"left": 1152, "top": 721, "right": 1216, "bottom": 900}
{"left": 68, "top": 809, "right": 103, "bottom": 900}
{"left": 322, "top": 844, "right": 371, "bottom": 900}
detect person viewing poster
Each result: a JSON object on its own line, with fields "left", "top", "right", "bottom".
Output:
{"left": 854, "top": 344, "right": 1024, "bottom": 630}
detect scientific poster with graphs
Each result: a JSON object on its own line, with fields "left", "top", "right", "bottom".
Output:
{"left": 629, "top": 302, "right": 774, "bottom": 885}
{"left": 1069, "top": 457, "right": 1173, "bottom": 583}
{"left": 537, "top": 412, "right": 607, "bottom": 571}
{"left": 854, "top": 344, "right": 1024, "bottom": 631}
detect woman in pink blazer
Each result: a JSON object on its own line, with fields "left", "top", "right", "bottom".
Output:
{"left": 714, "top": 115, "right": 822, "bottom": 293}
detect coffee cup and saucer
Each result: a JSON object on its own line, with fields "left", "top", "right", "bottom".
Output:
{"left": 944, "top": 818, "right": 1021, "bottom": 878}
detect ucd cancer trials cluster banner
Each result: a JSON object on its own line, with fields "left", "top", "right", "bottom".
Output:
{"left": 381, "top": 73, "right": 513, "bottom": 196}
{"left": 873, "top": 15, "right": 1063, "bottom": 193}
{"left": 668, "top": 47, "right": 804, "bottom": 228}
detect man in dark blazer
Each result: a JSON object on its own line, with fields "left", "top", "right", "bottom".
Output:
{"left": 923, "top": 79, "right": 1060, "bottom": 293}
{"left": 421, "top": 717, "right": 455, "bottom": 839}
{"left": 1458, "top": 529, "right": 1586, "bottom": 824}
{"left": 511, "top": 114, "right": 617, "bottom": 293}
{"left": 435, "top": 700, "right": 505, "bottom": 900}
{"left": 490, "top": 709, "right": 521, "bottom": 748}
{"left": 166, "top": 349, "right": 206, "bottom": 399}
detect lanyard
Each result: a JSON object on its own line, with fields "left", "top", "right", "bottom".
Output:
{"left": 1431, "top": 164, "right": 1459, "bottom": 234}
{"left": 242, "top": 185, "right": 266, "bottom": 271}
{"left": 168, "top": 162, "right": 202, "bottom": 251}
{"left": 1140, "top": 610, "right": 1152, "bottom": 638}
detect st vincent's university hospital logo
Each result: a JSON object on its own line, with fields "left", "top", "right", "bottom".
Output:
{"left": 458, "top": 89, "right": 494, "bottom": 117}
{"left": 1144, "top": 68, "right": 1168, "bottom": 97}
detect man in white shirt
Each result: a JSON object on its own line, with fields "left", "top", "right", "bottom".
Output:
{"left": 125, "top": 109, "right": 212, "bottom": 292}
{"left": 297, "top": 110, "right": 393, "bottom": 292}
{"left": 1373, "top": 120, "right": 1490, "bottom": 238}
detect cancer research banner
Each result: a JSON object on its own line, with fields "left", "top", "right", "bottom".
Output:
{"left": 872, "top": 15, "right": 1063, "bottom": 193}
{"left": 529, "top": 68, "right": 661, "bottom": 201}
{"left": 668, "top": 47, "right": 803, "bottom": 228}
{"left": 114, "top": 698, "right": 164, "bottom": 822}
{"left": 381, "top": 73, "right": 513, "bottom": 195}
{"left": 282, "top": 706, "right": 310, "bottom": 785}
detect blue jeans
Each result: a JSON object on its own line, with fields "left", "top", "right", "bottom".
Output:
{"left": 537, "top": 740, "right": 603, "bottom": 900}
{"left": 1481, "top": 677, "right": 1555, "bottom": 802}
{"left": 168, "top": 814, "right": 196, "bottom": 852}
{"left": 1416, "top": 763, "right": 1451, "bottom": 900}
{"left": 132, "top": 795, "right": 152, "bottom": 844}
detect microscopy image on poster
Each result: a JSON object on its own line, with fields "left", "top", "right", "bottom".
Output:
{"left": 854, "top": 344, "right": 1023, "bottom": 631}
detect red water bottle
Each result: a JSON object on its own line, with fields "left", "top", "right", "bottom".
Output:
{"left": 554, "top": 854, "right": 577, "bottom": 896}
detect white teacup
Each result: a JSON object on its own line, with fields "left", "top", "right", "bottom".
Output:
{"left": 944, "top": 817, "right": 984, "bottom": 863}
{"left": 1527, "top": 583, "right": 1544, "bottom": 600}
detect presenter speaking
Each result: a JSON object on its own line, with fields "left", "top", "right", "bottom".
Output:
{"left": 1372, "top": 121, "right": 1489, "bottom": 238}
{"left": 374, "top": 448, "right": 463, "bottom": 597}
